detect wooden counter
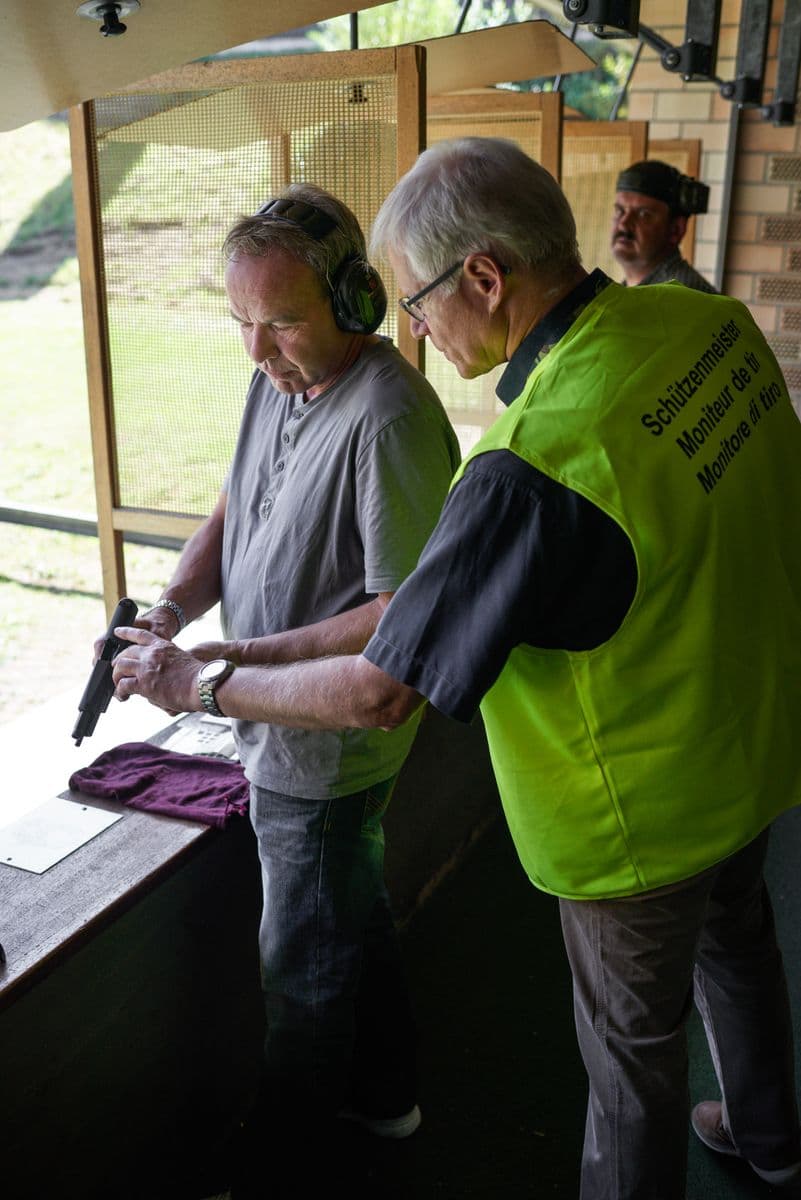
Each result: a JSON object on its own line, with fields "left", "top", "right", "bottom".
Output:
{"left": 0, "top": 689, "right": 498, "bottom": 1199}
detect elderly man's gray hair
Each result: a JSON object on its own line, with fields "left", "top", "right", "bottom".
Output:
{"left": 370, "top": 137, "right": 580, "bottom": 295}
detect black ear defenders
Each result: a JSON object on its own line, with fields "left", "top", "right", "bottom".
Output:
{"left": 256, "top": 197, "right": 388, "bottom": 335}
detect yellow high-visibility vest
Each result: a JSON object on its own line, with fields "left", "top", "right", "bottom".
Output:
{"left": 455, "top": 282, "right": 801, "bottom": 898}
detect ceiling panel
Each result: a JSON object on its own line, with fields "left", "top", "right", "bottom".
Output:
{"left": 0, "top": 0, "right": 386, "bottom": 131}
{"left": 422, "top": 20, "right": 593, "bottom": 94}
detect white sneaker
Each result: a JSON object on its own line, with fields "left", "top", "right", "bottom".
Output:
{"left": 339, "top": 1103, "right": 422, "bottom": 1139}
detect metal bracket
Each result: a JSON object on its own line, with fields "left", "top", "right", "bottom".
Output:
{"left": 638, "top": 0, "right": 721, "bottom": 85}
{"left": 561, "top": 0, "right": 640, "bottom": 40}
{"left": 627, "top": 0, "right": 797, "bottom": 127}
{"left": 761, "top": 1, "right": 801, "bottom": 126}
{"left": 725, "top": 0, "right": 771, "bottom": 107}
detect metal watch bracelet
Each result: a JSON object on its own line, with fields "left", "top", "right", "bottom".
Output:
{"left": 143, "top": 597, "right": 187, "bottom": 632}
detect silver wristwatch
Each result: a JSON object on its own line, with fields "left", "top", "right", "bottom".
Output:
{"left": 144, "top": 597, "right": 187, "bottom": 632}
{"left": 197, "top": 659, "right": 235, "bottom": 718}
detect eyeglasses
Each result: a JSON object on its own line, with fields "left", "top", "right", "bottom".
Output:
{"left": 399, "top": 261, "right": 463, "bottom": 323}
{"left": 398, "top": 259, "right": 512, "bottom": 323}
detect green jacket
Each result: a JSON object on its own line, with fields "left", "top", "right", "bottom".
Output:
{"left": 456, "top": 281, "right": 801, "bottom": 898}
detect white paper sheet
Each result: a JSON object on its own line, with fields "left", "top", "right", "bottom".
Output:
{"left": 159, "top": 713, "right": 238, "bottom": 760}
{"left": 0, "top": 797, "right": 123, "bottom": 874}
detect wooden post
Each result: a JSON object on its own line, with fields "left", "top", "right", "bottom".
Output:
{"left": 394, "top": 44, "right": 425, "bottom": 372}
{"left": 541, "top": 91, "right": 563, "bottom": 184}
{"left": 68, "top": 102, "right": 126, "bottom": 614}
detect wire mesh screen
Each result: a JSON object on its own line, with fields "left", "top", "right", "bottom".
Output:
{"left": 648, "top": 140, "right": 695, "bottom": 177}
{"left": 562, "top": 125, "right": 646, "bottom": 280}
{"left": 92, "top": 72, "right": 399, "bottom": 517}
{"left": 649, "top": 139, "right": 701, "bottom": 265}
{"left": 427, "top": 110, "right": 544, "bottom": 162}
{"left": 424, "top": 107, "right": 546, "bottom": 454}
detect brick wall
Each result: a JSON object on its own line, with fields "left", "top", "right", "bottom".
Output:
{"left": 627, "top": 0, "right": 801, "bottom": 406}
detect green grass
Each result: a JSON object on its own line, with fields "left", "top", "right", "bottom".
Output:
{"left": 0, "top": 117, "right": 191, "bottom": 719}
{"left": 1, "top": 117, "right": 90, "bottom": 513}
{"left": 0, "top": 116, "right": 74, "bottom": 247}
{"left": 108, "top": 304, "right": 248, "bottom": 514}
{"left": 0, "top": 291, "right": 95, "bottom": 511}
{"left": 0, "top": 106, "right": 467, "bottom": 721}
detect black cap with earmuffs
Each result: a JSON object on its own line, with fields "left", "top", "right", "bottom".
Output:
{"left": 615, "top": 161, "right": 709, "bottom": 217}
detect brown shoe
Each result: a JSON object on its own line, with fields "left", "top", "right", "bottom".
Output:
{"left": 692, "top": 1100, "right": 801, "bottom": 1189}
{"left": 691, "top": 1101, "right": 739, "bottom": 1158}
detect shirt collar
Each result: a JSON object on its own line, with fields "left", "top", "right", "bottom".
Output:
{"left": 637, "top": 248, "right": 683, "bottom": 287}
{"left": 497, "top": 268, "right": 612, "bottom": 407}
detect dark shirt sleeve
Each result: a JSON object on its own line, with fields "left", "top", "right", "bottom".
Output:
{"left": 363, "top": 449, "right": 637, "bottom": 723}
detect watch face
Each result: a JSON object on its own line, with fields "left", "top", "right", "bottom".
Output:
{"left": 198, "top": 658, "right": 229, "bottom": 683}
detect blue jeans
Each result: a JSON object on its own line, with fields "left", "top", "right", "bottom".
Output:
{"left": 559, "top": 829, "right": 800, "bottom": 1200}
{"left": 249, "top": 776, "right": 417, "bottom": 1123}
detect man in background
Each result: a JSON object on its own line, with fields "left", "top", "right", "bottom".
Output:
{"left": 611, "top": 158, "right": 718, "bottom": 292}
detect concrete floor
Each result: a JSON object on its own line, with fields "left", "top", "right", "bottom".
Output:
{"left": 340, "top": 807, "right": 801, "bottom": 1200}
{"left": 186, "top": 805, "right": 801, "bottom": 1200}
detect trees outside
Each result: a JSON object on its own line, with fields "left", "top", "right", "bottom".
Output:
{"left": 310, "top": 0, "right": 634, "bottom": 120}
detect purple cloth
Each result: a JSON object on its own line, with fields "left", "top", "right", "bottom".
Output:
{"left": 69, "top": 742, "right": 249, "bottom": 829}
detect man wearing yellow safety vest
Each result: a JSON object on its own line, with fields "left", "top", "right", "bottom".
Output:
{"left": 114, "top": 138, "right": 801, "bottom": 1200}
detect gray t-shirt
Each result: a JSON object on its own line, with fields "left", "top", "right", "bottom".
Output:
{"left": 638, "top": 248, "right": 718, "bottom": 294}
{"left": 220, "top": 336, "right": 461, "bottom": 797}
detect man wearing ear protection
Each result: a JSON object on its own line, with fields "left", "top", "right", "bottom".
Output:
{"left": 112, "top": 183, "right": 460, "bottom": 1190}
{"left": 611, "top": 159, "right": 718, "bottom": 293}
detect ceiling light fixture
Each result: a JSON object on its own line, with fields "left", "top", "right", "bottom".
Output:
{"left": 76, "top": 1, "right": 141, "bottom": 38}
